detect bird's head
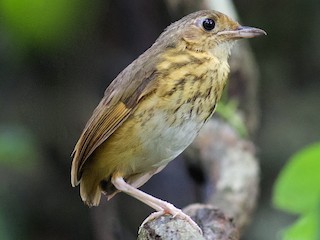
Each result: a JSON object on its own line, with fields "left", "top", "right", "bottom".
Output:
{"left": 158, "top": 10, "right": 266, "bottom": 59}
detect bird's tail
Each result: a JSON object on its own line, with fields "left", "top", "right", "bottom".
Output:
{"left": 79, "top": 174, "right": 102, "bottom": 207}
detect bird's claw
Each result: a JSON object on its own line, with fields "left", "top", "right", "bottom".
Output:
{"left": 138, "top": 207, "right": 202, "bottom": 235}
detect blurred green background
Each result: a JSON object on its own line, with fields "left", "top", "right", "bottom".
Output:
{"left": 0, "top": 0, "right": 319, "bottom": 239}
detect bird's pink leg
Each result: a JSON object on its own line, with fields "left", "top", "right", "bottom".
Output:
{"left": 111, "top": 176, "right": 202, "bottom": 233}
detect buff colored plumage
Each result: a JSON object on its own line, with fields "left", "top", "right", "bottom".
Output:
{"left": 71, "top": 10, "right": 265, "bottom": 232}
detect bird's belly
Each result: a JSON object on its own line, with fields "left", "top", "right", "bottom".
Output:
{"left": 99, "top": 87, "right": 217, "bottom": 177}
{"left": 133, "top": 105, "right": 206, "bottom": 169}
{"left": 89, "top": 103, "right": 209, "bottom": 180}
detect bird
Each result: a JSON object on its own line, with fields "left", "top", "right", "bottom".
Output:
{"left": 71, "top": 9, "right": 266, "bottom": 232}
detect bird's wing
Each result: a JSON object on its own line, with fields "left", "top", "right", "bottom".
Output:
{"left": 71, "top": 68, "right": 158, "bottom": 186}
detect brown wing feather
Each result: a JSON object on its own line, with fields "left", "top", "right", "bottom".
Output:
{"left": 71, "top": 69, "right": 158, "bottom": 187}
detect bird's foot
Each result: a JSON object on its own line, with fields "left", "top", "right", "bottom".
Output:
{"left": 139, "top": 202, "right": 202, "bottom": 234}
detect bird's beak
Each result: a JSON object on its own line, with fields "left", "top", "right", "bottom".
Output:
{"left": 218, "top": 26, "right": 267, "bottom": 39}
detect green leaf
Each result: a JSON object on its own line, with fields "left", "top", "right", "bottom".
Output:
{"left": 0, "top": 0, "right": 87, "bottom": 49}
{"left": 273, "top": 142, "right": 320, "bottom": 214}
{"left": 282, "top": 212, "right": 318, "bottom": 240}
{"left": 216, "top": 100, "right": 248, "bottom": 137}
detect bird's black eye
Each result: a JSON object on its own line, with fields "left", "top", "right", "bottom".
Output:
{"left": 202, "top": 18, "right": 215, "bottom": 31}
